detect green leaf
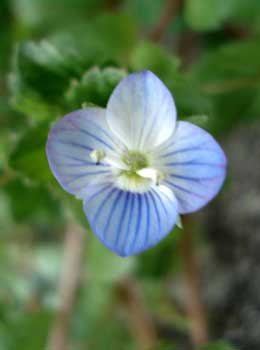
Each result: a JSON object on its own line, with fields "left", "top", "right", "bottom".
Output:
{"left": 192, "top": 40, "right": 260, "bottom": 89}
{"left": 8, "top": 121, "right": 53, "bottom": 183}
{"left": 10, "top": 14, "right": 137, "bottom": 119}
{"left": 11, "top": 41, "right": 70, "bottom": 103}
{"left": 184, "top": 0, "right": 232, "bottom": 31}
{"left": 7, "top": 121, "right": 91, "bottom": 228}
{"left": 4, "top": 179, "right": 63, "bottom": 225}
{"left": 131, "top": 41, "right": 212, "bottom": 117}
{"left": 9, "top": 42, "right": 65, "bottom": 120}
{"left": 230, "top": 0, "right": 260, "bottom": 32}
{"left": 185, "top": 0, "right": 260, "bottom": 32}
{"left": 9, "top": 84, "right": 62, "bottom": 121}
{"left": 11, "top": 0, "right": 104, "bottom": 29}
{"left": 65, "top": 67, "right": 127, "bottom": 109}
{"left": 190, "top": 40, "right": 260, "bottom": 132}
{"left": 48, "top": 13, "right": 137, "bottom": 72}
{"left": 9, "top": 42, "right": 69, "bottom": 121}
{"left": 172, "top": 77, "right": 213, "bottom": 120}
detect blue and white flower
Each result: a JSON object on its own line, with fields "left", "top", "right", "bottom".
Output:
{"left": 46, "top": 71, "right": 227, "bottom": 256}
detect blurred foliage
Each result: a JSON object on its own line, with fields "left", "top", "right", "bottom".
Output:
{"left": 190, "top": 39, "right": 260, "bottom": 132}
{"left": 200, "top": 340, "right": 238, "bottom": 350}
{"left": 0, "top": 0, "right": 259, "bottom": 349}
{"left": 184, "top": 0, "right": 260, "bottom": 31}
{"left": 123, "top": 0, "right": 165, "bottom": 29}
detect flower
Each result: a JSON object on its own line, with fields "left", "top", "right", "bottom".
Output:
{"left": 46, "top": 71, "right": 227, "bottom": 256}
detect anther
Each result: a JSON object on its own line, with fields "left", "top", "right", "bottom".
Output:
{"left": 90, "top": 149, "right": 106, "bottom": 164}
{"left": 137, "top": 168, "right": 165, "bottom": 186}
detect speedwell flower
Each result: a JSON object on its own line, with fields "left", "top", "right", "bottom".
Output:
{"left": 46, "top": 71, "right": 227, "bottom": 256}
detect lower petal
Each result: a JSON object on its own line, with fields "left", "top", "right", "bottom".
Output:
{"left": 153, "top": 121, "right": 227, "bottom": 214}
{"left": 83, "top": 183, "right": 178, "bottom": 256}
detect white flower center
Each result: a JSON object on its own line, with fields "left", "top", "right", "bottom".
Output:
{"left": 90, "top": 148, "right": 166, "bottom": 193}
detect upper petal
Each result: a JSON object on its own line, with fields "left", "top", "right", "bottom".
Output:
{"left": 106, "top": 70, "right": 177, "bottom": 151}
{"left": 83, "top": 182, "right": 178, "bottom": 256}
{"left": 153, "top": 121, "right": 227, "bottom": 214}
{"left": 46, "top": 108, "right": 122, "bottom": 197}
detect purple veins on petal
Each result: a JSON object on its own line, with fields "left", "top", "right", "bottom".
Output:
{"left": 46, "top": 108, "right": 118, "bottom": 197}
{"left": 83, "top": 183, "right": 178, "bottom": 257}
{"left": 46, "top": 70, "right": 227, "bottom": 257}
{"left": 154, "top": 121, "right": 227, "bottom": 214}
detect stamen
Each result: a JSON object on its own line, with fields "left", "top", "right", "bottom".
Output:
{"left": 176, "top": 215, "right": 183, "bottom": 229}
{"left": 137, "top": 168, "right": 166, "bottom": 186}
{"left": 90, "top": 149, "right": 106, "bottom": 164}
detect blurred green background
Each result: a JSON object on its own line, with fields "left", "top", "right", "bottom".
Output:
{"left": 1, "top": 0, "right": 260, "bottom": 349}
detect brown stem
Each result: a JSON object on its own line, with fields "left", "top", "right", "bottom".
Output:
{"left": 150, "top": 0, "right": 182, "bottom": 42}
{"left": 118, "top": 279, "right": 157, "bottom": 350}
{"left": 179, "top": 216, "right": 208, "bottom": 349}
{"left": 47, "top": 222, "right": 85, "bottom": 350}
{"left": 224, "top": 24, "right": 250, "bottom": 39}
{"left": 104, "top": 0, "right": 120, "bottom": 11}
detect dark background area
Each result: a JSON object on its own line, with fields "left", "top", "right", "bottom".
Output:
{"left": 1, "top": 1, "right": 260, "bottom": 349}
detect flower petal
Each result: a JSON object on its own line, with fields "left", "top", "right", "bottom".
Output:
{"left": 153, "top": 121, "right": 227, "bottom": 214}
{"left": 83, "top": 182, "right": 178, "bottom": 256}
{"left": 46, "top": 108, "right": 121, "bottom": 197}
{"left": 106, "top": 70, "right": 176, "bottom": 150}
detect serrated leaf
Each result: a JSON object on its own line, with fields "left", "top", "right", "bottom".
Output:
{"left": 65, "top": 67, "right": 127, "bottom": 109}
{"left": 11, "top": 42, "right": 70, "bottom": 103}
{"left": 10, "top": 14, "right": 137, "bottom": 120}
{"left": 47, "top": 13, "right": 137, "bottom": 70}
